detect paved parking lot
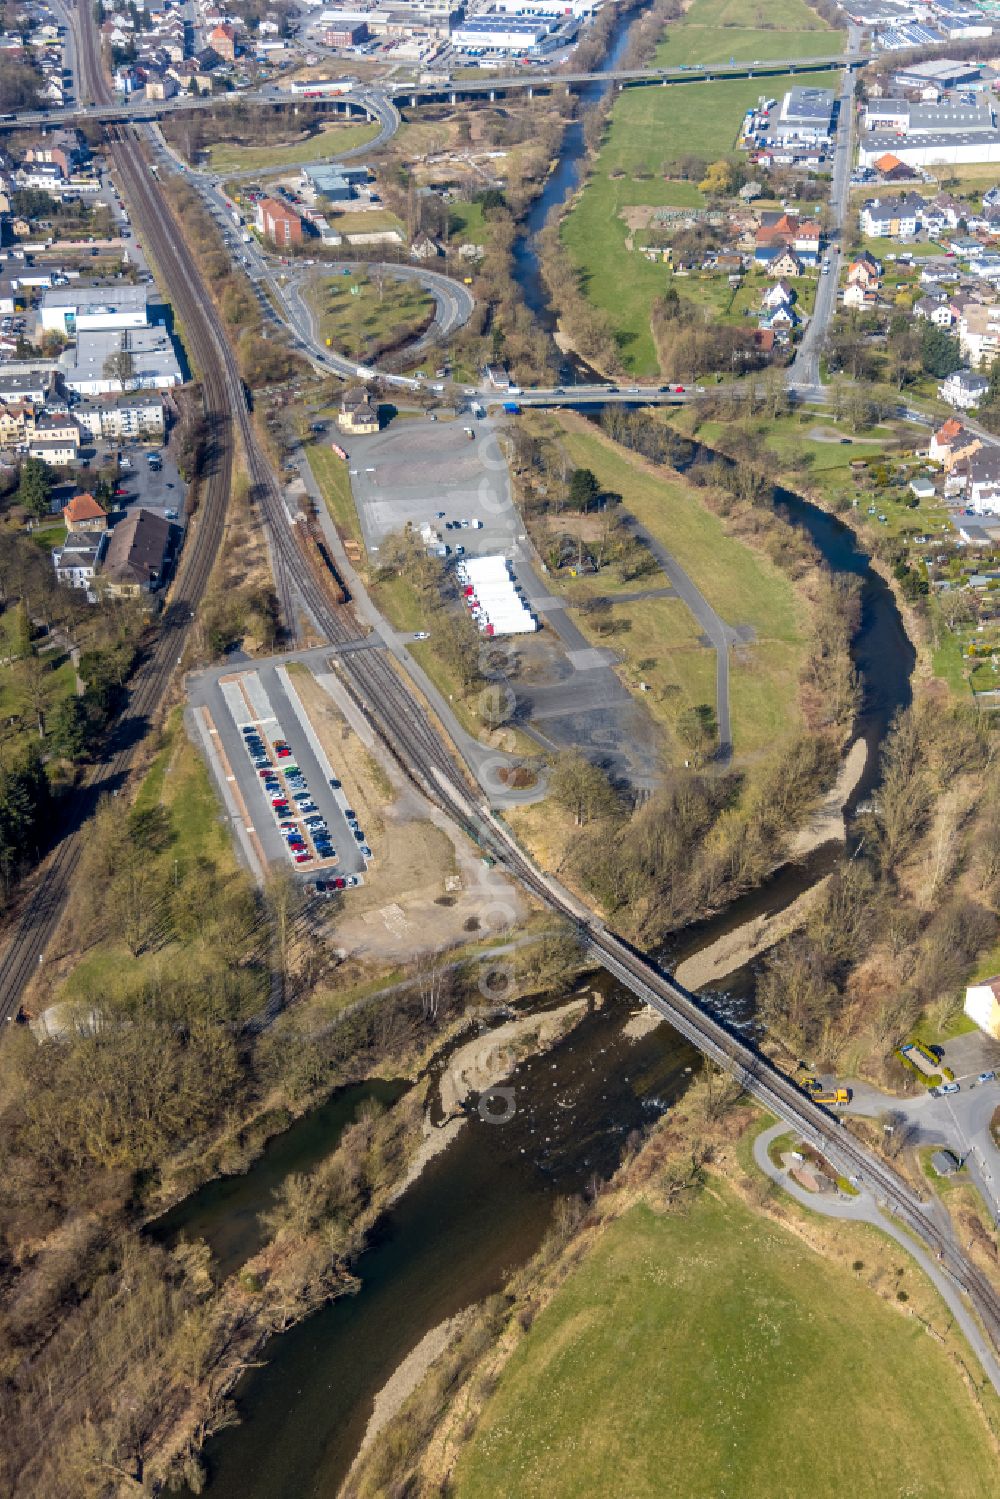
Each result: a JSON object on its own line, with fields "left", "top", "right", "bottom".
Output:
{"left": 345, "top": 416, "right": 520, "bottom": 562}
{"left": 194, "top": 662, "right": 369, "bottom": 882}
{"left": 100, "top": 447, "right": 187, "bottom": 529}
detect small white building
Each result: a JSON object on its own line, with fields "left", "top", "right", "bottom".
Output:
{"left": 964, "top": 974, "right": 1000, "bottom": 1038}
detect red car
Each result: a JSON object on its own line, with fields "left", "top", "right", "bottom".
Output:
{"left": 294, "top": 851, "right": 313, "bottom": 863}
{"left": 674, "top": 385, "right": 685, "bottom": 394}
{"left": 276, "top": 746, "right": 292, "bottom": 759}
{"left": 332, "top": 877, "right": 347, "bottom": 889}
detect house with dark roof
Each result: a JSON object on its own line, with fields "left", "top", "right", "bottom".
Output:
{"left": 100, "top": 508, "right": 177, "bottom": 596}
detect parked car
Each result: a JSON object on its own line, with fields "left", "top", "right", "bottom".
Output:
{"left": 977, "top": 1070, "right": 996, "bottom": 1084}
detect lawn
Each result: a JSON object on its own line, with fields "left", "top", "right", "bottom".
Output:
{"left": 556, "top": 420, "right": 802, "bottom": 639}
{"left": 655, "top": 0, "right": 839, "bottom": 66}
{"left": 561, "top": 70, "right": 838, "bottom": 374}
{"left": 448, "top": 200, "right": 488, "bottom": 246}
{"left": 306, "top": 270, "right": 433, "bottom": 362}
{"left": 327, "top": 208, "right": 406, "bottom": 238}
{"left": 552, "top": 418, "right": 806, "bottom": 754}
{"left": 60, "top": 711, "right": 254, "bottom": 1012}
{"left": 307, "top": 442, "right": 363, "bottom": 548}
{"left": 453, "top": 1187, "right": 1000, "bottom": 1499}
{"left": 205, "top": 121, "right": 381, "bottom": 175}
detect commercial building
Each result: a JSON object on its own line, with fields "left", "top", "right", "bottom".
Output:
{"left": 323, "top": 20, "right": 368, "bottom": 45}
{"left": 770, "top": 85, "right": 836, "bottom": 143}
{"left": 40, "top": 283, "right": 151, "bottom": 336}
{"left": 255, "top": 197, "right": 303, "bottom": 246}
{"left": 859, "top": 129, "right": 1000, "bottom": 167}
{"left": 451, "top": 16, "right": 554, "bottom": 52}
{"left": 59, "top": 327, "right": 183, "bottom": 396}
{"left": 863, "top": 98, "right": 996, "bottom": 135}
{"left": 893, "top": 58, "right": 984, "bottom": 92}
{"left": 300, "top": 162, "right": 370, "bottom": 204}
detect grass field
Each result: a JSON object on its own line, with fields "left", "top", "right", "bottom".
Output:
{"left": 561, "top": 70, "right": 836, "bottom": 373}
{"left": 307, "top": 270, "right": 433, "bottom": 361}
{"left": 454, "top": 1187, "right": 1000, "bottom": 1499}
{"left": 306, "top": 442, "right": 363, "bottom": 548}
{"left": 327, "top": 207, "right": 406, "bottom": 238}
{"left": 60, "top": 711, "right": 249, "bottom": 1011}
{"left": 448, "top": 200, "right": 489, "bottom": 246}
{"left": 655, "top": 0, "right": 838, "bottom": 66}
{"left": 205, "top": 121, "right": 380, "bottom": 175}
{"left": 552, "top": 419, "right": 806, "bottom": 754}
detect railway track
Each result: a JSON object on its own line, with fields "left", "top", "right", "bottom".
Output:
{"left": 17, "top": 0, "right": 994, "bottom": 1373}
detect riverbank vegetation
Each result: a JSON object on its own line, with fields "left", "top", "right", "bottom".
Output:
{"left": 0, "top": 659, "right": 580, "bottom": 1498}
{"left": 758, "top": 692, "right": 1000, "bottom": 1080}
{"left": 504, "top": 411, "right": 859, "bottom": 938}
{"left": 345, "top": 1081, "right": 1000, "bottom": 1499}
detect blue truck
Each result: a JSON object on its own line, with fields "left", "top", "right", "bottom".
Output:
{"left": 502, "top": 401, "right": 521, "bottom": 414}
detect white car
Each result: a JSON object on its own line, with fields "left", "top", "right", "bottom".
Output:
{"left": 413, "top": 631, "right": 430, "bottom": 640}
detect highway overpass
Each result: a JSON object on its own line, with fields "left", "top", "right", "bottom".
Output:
{"left": 0, "top": 51, "right": 860, "bottom": 132}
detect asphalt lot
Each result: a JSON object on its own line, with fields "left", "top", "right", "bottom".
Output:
{"left": 195, "top": 662, "right": 368, "bottom": 881}
{"left": 346, "top": 415, "right": 518, "bottom": 559}
{"left": 329, "top": 415, "right": 663, "bottom": 788}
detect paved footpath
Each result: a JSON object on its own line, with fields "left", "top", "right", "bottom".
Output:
{"left": 754, "top": 1122, "right": 1000, "bottom": 1395}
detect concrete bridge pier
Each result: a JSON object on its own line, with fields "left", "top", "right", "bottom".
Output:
{"left": 489, "top": 89, "right": 495, "bottom": 101}
{"left": 450, "top": 91, "right": 457, "bottom": 104}
{"left": 411, "top": 95, "right": 418, "bottom": 107}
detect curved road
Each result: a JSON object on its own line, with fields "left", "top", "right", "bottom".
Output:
{"left": 754, "top": 1122, "right": 1000, "bottom": 1394}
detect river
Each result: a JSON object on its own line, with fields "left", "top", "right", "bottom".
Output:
{"left": 184, "top": 9, "right": 916, "bottom": 1491}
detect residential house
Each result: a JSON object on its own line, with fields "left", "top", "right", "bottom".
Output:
{"left": 28, "top": 436, "right": 78, "bottom": 465}
{"left": 100, "top": 508, "right": 176, "bottom": 596}
{"left": 409, "top": 233, "right": 442, "bottom": 260}
{"left": 0, "top": 370, "right": 50, "bottom": 403}
{"left": 338, "top": 387, "right": 379, "bottom": 435}
{"left": 843, "top": 279, "right": 880, "bottom": 309}
{"left": 940, "top": 369, "right": 990, "bottom": 409}
{"left": 0, "top": 400, "right": 34, "bottom": 448}
{"left": 765, "top": 246, "right": 804, "bottom": 278}
{"left": 860, "top": 194, "right": 924, "bottom": 238}
{"left": 928, "top": 416, "right": 982, "bottom": 469}
{"left": 960, "top": 448, "right": 1000, "bottom": 512}
{"left": 62, "top": 492, "right": 108, "bottom": 533}
{"left": 208, "top": 24, "right": 237, "bottom": 62}
{"left": 959, "top": 302, "right": 1000, "bottom": 367}
{"left": 765, "top": 304, "right": 798, "bottom": 330}
{"left": 914, "top": 296, "right": 955, "bottom": 325}
{"left": 762, "top": 280, "right": 796, "bottom": 310}
{"left": 847, "top": 252, "right": 882, "bottom": 287}
{"left": 53, "top": 531, "right": 106, "bottom": 594}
